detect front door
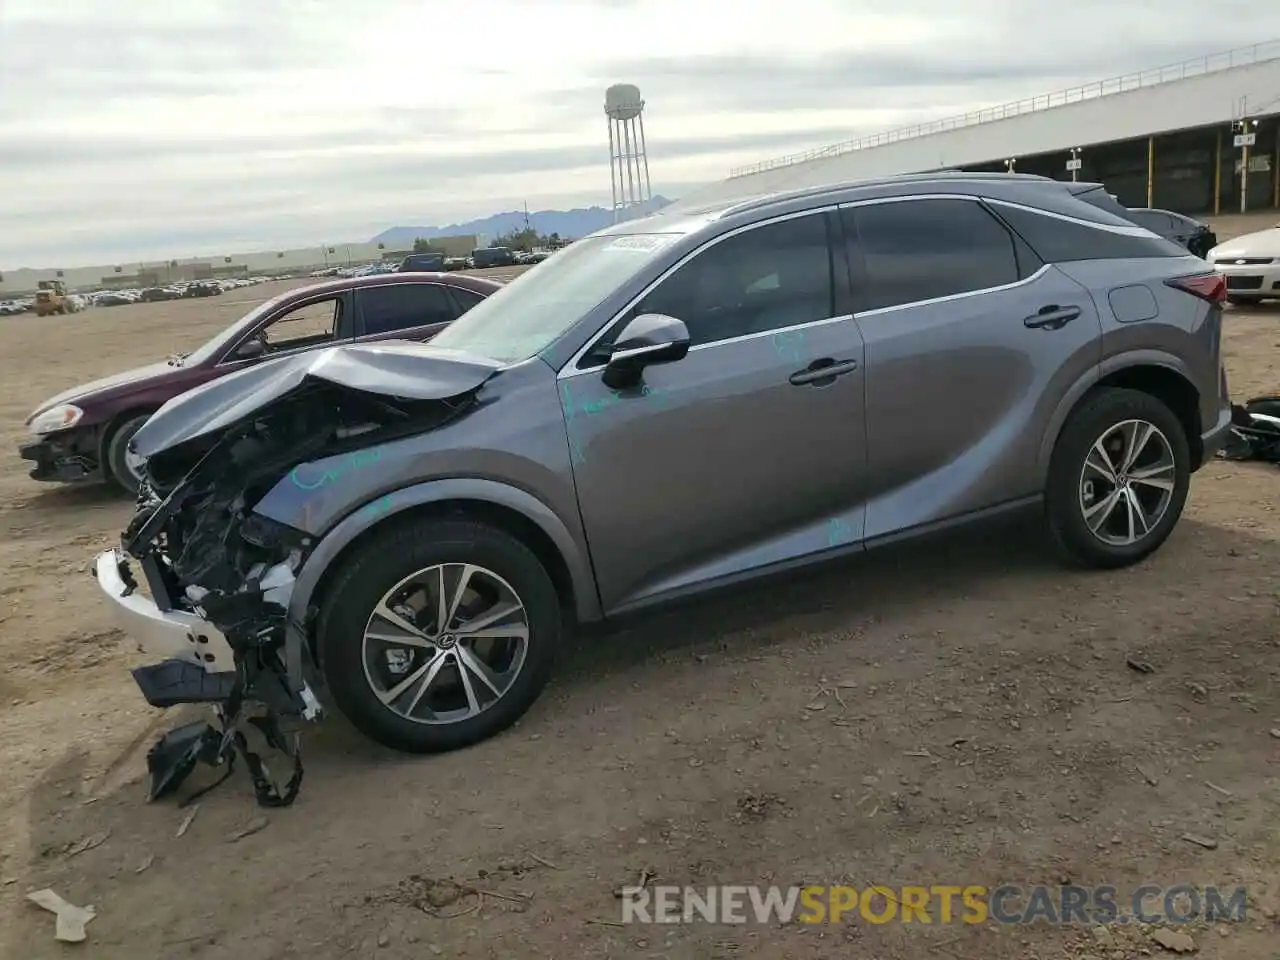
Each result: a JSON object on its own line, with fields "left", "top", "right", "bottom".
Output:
{"left": 842, "top": 196, "right": 1103, "bottom": 539}
{"left": 561, "top": 209, "right": 870, "bottom": 614}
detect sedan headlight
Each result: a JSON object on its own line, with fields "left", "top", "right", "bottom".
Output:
{"left": 28, "top": 403, "right": 84, "bottom": 435}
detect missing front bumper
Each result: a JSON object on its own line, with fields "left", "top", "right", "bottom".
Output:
{"left": 93, "top": 549, "right": 236, "bottom": 673}
{"left": 93, "top": 548, "right": 321, "bottom": 806}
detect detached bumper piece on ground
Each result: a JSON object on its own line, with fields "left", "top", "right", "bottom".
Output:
{"left": 1217, "top": 396, "right": 1280, "bottom": 464}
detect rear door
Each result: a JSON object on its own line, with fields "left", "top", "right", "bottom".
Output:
{"left": 352, "top": 282, "right": 461, "bottom": 343}
{"left": 844, "top": 196, "right": 1104, "bottom": 539}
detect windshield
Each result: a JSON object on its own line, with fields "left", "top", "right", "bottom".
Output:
{"left": 429, "top": 233, "right": 680, "bottom": 363}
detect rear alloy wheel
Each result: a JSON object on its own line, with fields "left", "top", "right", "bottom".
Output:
{"left": 105, "top": 414, "right": 153, "bottom": 496}
{"left": 1045, "top": 387, "right": 1190, "bottom": 568}
{"left": 318, "top": 518, "right": 559, "bottom": 753}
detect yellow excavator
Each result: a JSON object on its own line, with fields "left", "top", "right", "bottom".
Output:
{"left": 33, "top": 280, "right": 80, "bottom": 317}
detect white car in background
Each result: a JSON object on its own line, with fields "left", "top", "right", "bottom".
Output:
{"left": 1207, "top": 225, "right": 1280, "bottom": 305}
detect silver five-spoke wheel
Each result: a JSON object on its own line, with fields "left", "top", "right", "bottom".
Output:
{"left": 361, "top": 562, "right": 530, "bottom": 725}
{"left": 1079, "top": 418, "right": 1176, "bottom": 547}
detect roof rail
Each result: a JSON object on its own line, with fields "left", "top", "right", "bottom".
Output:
{"left": 713, "top": 171, "right": 1057, "bottom": 219}
{"left": 728, "top": 40, "right": 1280, "bottom": 179}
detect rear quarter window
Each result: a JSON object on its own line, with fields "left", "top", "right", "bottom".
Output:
{"left": 988, "top": 202, "right": 1186, "bottom": 263}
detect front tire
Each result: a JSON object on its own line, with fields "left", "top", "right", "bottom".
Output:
{"left": 1044, "top": 387, "right": 1190, "bottom": 569}
{"left": 104, "top": 414, "right": 152, "bottom": 495}
{"left": 317, "top": 517, "right": 560, "bottom": 753}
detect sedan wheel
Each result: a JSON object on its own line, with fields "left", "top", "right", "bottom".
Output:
{"left": 1078, "top": 419, "right": 1176, "bottom": 547}
{"left": 362, "top": 562, "right": 530, "bottom": 725}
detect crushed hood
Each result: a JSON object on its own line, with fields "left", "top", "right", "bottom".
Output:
{"left": 131, "top": 341, "right": 503, "bottom": 457}
{"left": 29, "top": 361, "right": 175, "bottom": 421}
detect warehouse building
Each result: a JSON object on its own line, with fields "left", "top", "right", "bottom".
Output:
{"left": 667, "top": 41, "right": 1280, "bottom": 218}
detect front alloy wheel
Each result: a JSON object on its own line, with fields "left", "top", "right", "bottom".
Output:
{"left": 318, "top": 517, "right": 560, "bottom": 753}
{"left": 362, "top": 563, "right": 530, "bottom": 725}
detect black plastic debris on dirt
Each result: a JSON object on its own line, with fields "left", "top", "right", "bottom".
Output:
{"left": 1217, "top": 397, "right": 1280, "bottom": 464}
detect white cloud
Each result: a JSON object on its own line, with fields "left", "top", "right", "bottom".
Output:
{"left": 0, "top": 0, "right": 1273, "bottom": 266}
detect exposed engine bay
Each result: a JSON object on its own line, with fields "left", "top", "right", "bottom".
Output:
{"left": 117, "top": 377, "right": 478, "bottom": 807}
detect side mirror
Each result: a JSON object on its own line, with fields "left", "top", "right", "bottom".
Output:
{"left": 602, "top": 313, "right": 690, "bottom": 389}
{"left": 235, "top": 337, "right": 267, "bottom": 360}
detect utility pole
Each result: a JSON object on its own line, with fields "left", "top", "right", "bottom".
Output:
{"left": 1234, "top": 116, "right": 1257, "bottom": 213}
{"left": 1067, "top": 147, "right": 1082, "bottom": 182}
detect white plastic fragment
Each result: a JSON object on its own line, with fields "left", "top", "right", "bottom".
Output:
{"left": 26, "top": 888, "right": 96, "bottom": 942}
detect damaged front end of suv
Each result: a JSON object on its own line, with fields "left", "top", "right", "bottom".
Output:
{"left": 94, "top": 344, "right": 501, "bottom": 807}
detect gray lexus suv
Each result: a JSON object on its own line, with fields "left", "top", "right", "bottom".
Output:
{"left": 93, "top": 172, "right": 1232, "bottom": 800}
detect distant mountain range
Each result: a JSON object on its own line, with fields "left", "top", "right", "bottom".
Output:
{"left": 370, "top": 196, "right": 673, "bottom": 247}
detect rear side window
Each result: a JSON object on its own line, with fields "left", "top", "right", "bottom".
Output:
{"left": 1124, "top": 210, "right": 1172, "bottom": 235}
{"left": 357, "top": 283, "right": 456, "bottom": 335}
{"left": 449, "top": 287, "right": 485, "bottom": 313}
{"left": 847, "top": 198, "right": 1025, "bottom": 312}
{"left": 990, "top": 202, "right": 1186, "bottom": 262}
{"left": 1071, "top": 186, "right": 1132, "bottom": 219}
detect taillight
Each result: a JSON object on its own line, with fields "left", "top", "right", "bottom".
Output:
{"left": 1165, "top": 272, "right": 1227, "bottom": 304}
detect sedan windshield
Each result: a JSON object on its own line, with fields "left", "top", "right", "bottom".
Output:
{"left": 428, "top": 233, "right": 680, "bottom": 363}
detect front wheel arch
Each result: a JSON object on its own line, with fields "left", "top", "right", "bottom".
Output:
{"left": 282, "top": 484, "right": 600, "bottom": 671}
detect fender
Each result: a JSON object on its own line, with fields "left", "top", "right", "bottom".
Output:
{"left": 280, "top": 478, "right": 602, "bottom": 682}
{"left": 1035, "top": 349, "right": 1197, "bottom": 479}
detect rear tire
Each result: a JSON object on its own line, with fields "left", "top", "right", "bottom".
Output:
{"left": 317, "top": 517, "right": 560, "bottom": 754}
{"left": 1044, "top": 387, "right": 1190, "bottom": 569}
{"left": 104, "top": 414, "right": 152, "bottom": 495}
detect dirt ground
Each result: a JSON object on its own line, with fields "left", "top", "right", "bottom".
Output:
{"left": 1, "top": 236, "right": 1279, "bottom": 960}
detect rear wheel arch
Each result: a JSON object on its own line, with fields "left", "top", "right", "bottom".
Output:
{"left": 1091, "top": 364, "right": 1201, "bottom": 466}
{"left": 1039, "top": 358, "right": 1202, "bottom": 479}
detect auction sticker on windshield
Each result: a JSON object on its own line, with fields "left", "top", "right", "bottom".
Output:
{"left": 603, "top": 235, "right": 677, "bottom": 252}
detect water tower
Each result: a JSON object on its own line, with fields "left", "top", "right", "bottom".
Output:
{"left": 604, "top": 83, "right": 652, "bottom": 223}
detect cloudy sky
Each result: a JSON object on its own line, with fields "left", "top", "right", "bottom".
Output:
{"left": 0, "top": 0, "right": 1272, "bottom": 267}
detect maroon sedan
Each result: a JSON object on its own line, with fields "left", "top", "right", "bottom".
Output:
{"left": 21, "top": 272, "right": 502, "bottom": 493}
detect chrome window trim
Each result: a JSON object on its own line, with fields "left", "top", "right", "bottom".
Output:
{"left": 559, "top": 205, "right": 839, "bottom": 378}
{"left": 980, "top": 196, "right": 1158, "bottom": 237}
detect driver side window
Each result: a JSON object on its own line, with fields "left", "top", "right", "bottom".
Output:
{"left": 242, "top": 297, "right": 342, "bottom": 357}
{"left": 628, "top": 212, "right": 834, "bottom": 348}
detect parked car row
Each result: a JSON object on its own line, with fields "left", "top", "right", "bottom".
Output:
{"left": 75, "top": 173, "right": 1232, "bottom": 795}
